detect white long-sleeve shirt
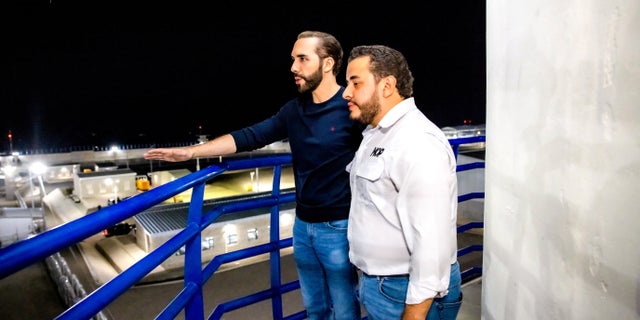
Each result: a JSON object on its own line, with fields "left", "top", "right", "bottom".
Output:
{"left": 346, "top": 98, "right": 459, "bottom": 304}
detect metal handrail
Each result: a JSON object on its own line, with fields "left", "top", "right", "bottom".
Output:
{"left": 0, "top": 135, "right": 486, "bottom": 320}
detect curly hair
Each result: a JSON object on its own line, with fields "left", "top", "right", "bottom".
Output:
{"left": 348, "top": 45, "right": 414, "bottom": 98}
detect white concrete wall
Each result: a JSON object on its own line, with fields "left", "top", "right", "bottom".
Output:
{"left": 486, "top": 0, "right": 639, "bottom": 319}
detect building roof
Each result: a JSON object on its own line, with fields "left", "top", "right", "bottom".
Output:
{"left": 77, "top": 168, "right": 135, "bottom": 178}
{"left": 134, "top": 189, "right": 296, "bottom": 234}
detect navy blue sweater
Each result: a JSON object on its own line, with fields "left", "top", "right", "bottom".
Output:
{"left": 230, "top": 88, "right": 364, "bottom": 222}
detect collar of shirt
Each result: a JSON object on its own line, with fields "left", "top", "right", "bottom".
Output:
{"left": 377, "top": 97, "right": 416, "bottom": 129}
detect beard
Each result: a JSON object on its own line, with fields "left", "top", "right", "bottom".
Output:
{"left": 353, "top": 92, "right": 381, "bottom": 125}
{"left": 295, "top": 65, "right": 323, "bottom": 93}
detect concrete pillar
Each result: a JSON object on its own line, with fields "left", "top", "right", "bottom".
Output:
{"left": 485, "top": 0, "right": 640, "bottom": 319}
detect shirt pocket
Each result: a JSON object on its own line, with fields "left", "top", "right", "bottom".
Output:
{"left": 354, "top": 157, "right": 384, "bottom": 204}
{"left": 355, "top": 157, "right": 384, "bottom": 182}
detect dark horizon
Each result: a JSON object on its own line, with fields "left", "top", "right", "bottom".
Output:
{"left": 1, "top": 3, "right": 486, "bottom": 154}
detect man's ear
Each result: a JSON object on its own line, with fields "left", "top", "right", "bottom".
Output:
{"left": 382, "top": 76, "right": 397, "bottom": 97}
{"left": 323, "top": 57, "right": 335, "bottom": 73}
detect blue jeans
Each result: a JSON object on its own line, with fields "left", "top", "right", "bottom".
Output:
{"left": 293, "top": 217, "right": 361, "bottom": 320}
{"left": 358, "top": 261, "right": 462, "bottom": 320}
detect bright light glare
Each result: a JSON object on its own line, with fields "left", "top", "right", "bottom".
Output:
{"left": 2, "top": 165, "right": 17, "bottom": 175}
{"left": 29, "top": 162, "right": 47, "bottom": 175}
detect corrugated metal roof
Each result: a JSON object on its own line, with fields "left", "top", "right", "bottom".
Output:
{"left": 134, "top": 189, "right": 296, "bottom": 234}
{"left": 135, "top": 208, "right": 186, "bottom": 234}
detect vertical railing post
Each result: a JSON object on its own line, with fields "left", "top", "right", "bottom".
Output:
{"left": 270, "top": 164, "right": 284, "bottom": 319}
{"left": 184, "top": 182, "right": 206, "bottom": 319}
{"left": 452, "top": 143, "right": 460, "bottom": 159}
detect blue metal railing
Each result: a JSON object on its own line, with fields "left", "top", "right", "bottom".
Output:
{"left": 450, "top": 135, "right": 486, "bottom": 280}
{"left": 0, "top": 135, "right": 485, "bottom": 320}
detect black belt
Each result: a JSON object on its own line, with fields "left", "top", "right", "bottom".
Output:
{"left": 361, "top": 271, "right": 409, "bottom": 278}
{"left": 361, "top": 262, "right": 456, "bottom": 279}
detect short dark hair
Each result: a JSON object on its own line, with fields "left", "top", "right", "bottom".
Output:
{"left": 298, "top": 31, "right": 343, "bottom": 76}
{"left": 348, "top": 45, "right": 414, "bottom": 98}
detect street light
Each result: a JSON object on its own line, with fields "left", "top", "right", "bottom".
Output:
{"left": 110, "top": 145, "right": 129, "bottom": 169}
{"left": 110, "top": 145, "right": 119, "bottom": 167}
{"left": 105, "top": 178, "right": 119, "bottom": 205}
{"left": 114, "top": 179, "right": 119, "bottom": 204}
{"left": 7, "top": 130, "right": 13, "bottom": 155}
{"left": 29, "top": 162, "right": 47, "bottom": 208}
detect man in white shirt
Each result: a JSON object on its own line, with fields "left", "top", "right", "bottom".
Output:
{"left": 343, "top": 45, "right": 462, "bottom": 320}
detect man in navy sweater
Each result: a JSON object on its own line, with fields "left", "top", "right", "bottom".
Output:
{"left": 143, "top": 30, "right": 364, "bottom": 320}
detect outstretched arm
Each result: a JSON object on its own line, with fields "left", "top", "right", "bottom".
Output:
{"left": 143, "top": 134, "right": 238, "bottom": 162}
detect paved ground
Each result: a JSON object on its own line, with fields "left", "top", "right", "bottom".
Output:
{"left": 0, "top": 253, "right": 482, "bottom": 320}
{"left": 0, "top": 224, "right": 483, "bottom": 320}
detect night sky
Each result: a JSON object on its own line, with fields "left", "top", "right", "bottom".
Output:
{"left": 1, "top": 2, "right": 486, "bottom": 154}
